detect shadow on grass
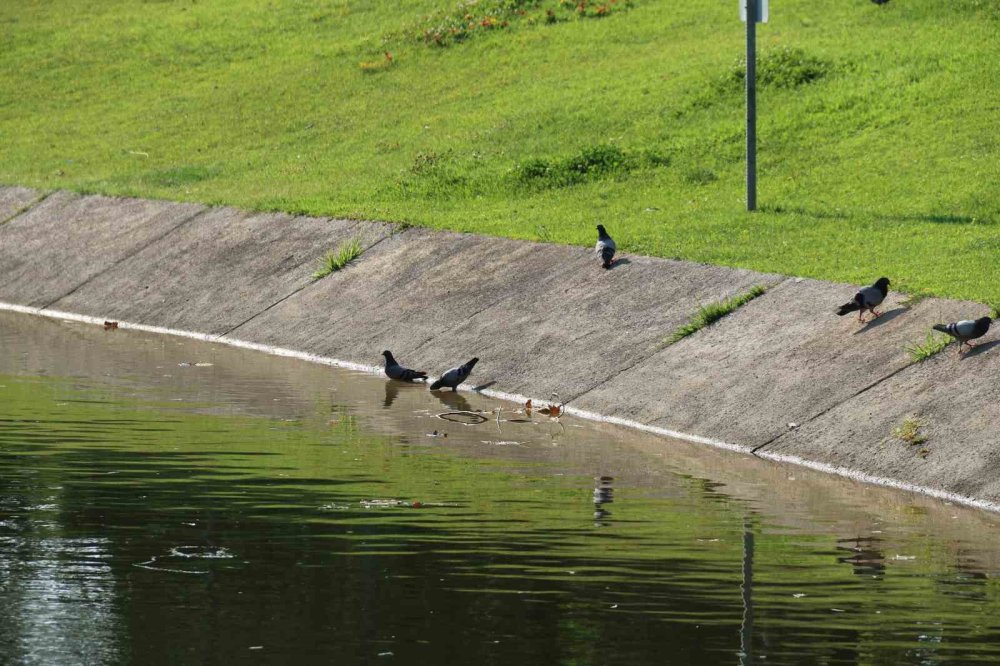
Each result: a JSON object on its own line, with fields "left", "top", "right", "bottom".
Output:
{"left": 761, "top": 205, "right": 991, "bottom": 226}
{"left": 853, "top": 307, "right": 908, "bottom": 335}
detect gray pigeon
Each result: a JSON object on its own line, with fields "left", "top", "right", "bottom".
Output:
{"left": 382, "top": 350, "right": 428, "bottom": 382}
{"left": 595, "top": 225, "right": 616, "bottom": 270}
{"left": 933, "top": 317, "right": 992, "bottom": 354}
{"left": 430, "top": 357, "right": 478, "bottom": 391}
{"left": 835, "top": 277, "right": 890, "bottom": 322}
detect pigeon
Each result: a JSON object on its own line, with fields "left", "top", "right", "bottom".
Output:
{"left": 381, "top": 350, "right": 428, "bottom": 382}
{"left": 429, "top": 357, "right": 479, "bottom": 391}
{"left": 835, "top": 277, "right": 891, "bottom": 322}
{"left": 933, "top": 317, "right": 992, "bottom": 354}
{"left": 595, "top": 225, "right": 616, "bottom": 269}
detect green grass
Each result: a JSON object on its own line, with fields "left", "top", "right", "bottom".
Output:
{"left": 665, "top": 285, "right": 767, "bottom": 345}
{"left": 1, "top": 1, "right": 999, "bottom": 301}
{"left": 905, "top": 331, "right": 952, "bottom": 362}
{"left": 312, "top": 238, "right": 363, "bottom": 279}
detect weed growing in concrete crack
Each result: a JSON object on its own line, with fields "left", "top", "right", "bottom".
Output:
{"left": 313, "top": 238, "right": 363, "bottom": 279}
{"left": 664, "top": 285, "right": 767, "bottom": 346}
{"left": 905, "top": 332, "right": 951, "bottom": 362}
{"left": 891, "top": 415, "right": 928, "bottom": 455}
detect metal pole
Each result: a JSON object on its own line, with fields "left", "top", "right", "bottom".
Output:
{"left": 745, "top": 0, "right": 757, "bottom": 212}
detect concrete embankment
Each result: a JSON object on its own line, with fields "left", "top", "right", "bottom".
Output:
{"left": 1, "top": 187, "right": 998, "bottom": 509}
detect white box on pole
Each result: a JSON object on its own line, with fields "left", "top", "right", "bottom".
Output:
{"left": 740, "top": 0, "right": 768, "bottom": 23}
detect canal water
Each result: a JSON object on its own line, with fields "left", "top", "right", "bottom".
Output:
{"left": 2, "top": 311, "right": 1000, "bottom": 665}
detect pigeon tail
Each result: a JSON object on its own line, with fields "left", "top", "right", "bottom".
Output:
{"left": 836, "top": 301, "right": 862, "bottom": 316}
{"left": 401, "top": 369, "right": 428, "bottom": 382}
{"left": 932, "top": 323, "right": 952, "bottom": 336}
{"left": 601, "top": 247, "right": 615, "bottom": 269}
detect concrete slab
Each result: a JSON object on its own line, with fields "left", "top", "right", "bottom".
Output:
{"left": 0, "top": 186, "right": 44, "bottom": 224}
{"left": 761, "top": 325, "right": 1000, "bottom": 503}
{"left": 0, "top": 191, "right": 204, "bottom": 307}
{"left": 50, "top": 207, "right": 387, "bottom": 335}
{"left": 406, "top": 254, "right": 783, "bottom": 401}
{"left": 570, "top": 279, "right": 984, "bottom": 449}
{"left": 228, "top": 230, "right": 783, "bottom": 398}
{"left": 226, "top": 228, "right": 579, "bottom": 367}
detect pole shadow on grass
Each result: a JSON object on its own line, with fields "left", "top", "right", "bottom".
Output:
{"left": 852, "top": 307, "right": 908, "bottom": 335}
{"left": 762, "top": 205, "right": 988, "bottom": 226}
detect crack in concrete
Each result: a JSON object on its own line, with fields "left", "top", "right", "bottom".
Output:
{"left": 750, "top": 359, "right": 918, "bottom": 455}
{"left": 218, "top": 228, "right": 394, "bottom": 339}
{"left": 0, "top": 191, "right": 54, "bottom": 227}
{"left": 39, "top": 207, "right": 210, "bottom": 311}
{"left": 567, "top": 276, "right": 791, "bottom": 405}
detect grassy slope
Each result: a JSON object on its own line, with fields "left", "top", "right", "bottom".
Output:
{"left": 1, "top": 0, "right": 999, "bottom": 301}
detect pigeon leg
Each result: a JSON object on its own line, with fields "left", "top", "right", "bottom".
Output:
{"left": 870, "top": 308, "right": 882, "bottom": 318}
{"left": 857, "top": 311, "right": 865, "bottom": 323}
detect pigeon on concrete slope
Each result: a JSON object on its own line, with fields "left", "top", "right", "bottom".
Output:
{"left": 595, "top": 225, "right": 616, "bottom": 270}
{"left": 835, "top": 277, "right": 891, "bottom": 322}
{"left": 430, "top": 357, "right": 479, "bottom": 391}
{"left": 933, "top": 317, "right": 992, "bottom": 353}
{"left": 382, "top": 350, "right": 428, "bottom": 382}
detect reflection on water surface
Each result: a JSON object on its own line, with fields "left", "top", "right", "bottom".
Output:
{"left": 2, "top": 311, "right": 1000, "bottom": 665}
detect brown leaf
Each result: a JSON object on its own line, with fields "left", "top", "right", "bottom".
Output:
{"left": 103, "top": 321, "right": 119, "bottom": 330}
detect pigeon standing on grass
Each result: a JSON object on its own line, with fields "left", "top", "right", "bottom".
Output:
{"left": 382, "top": 350, "right": 428, "bottom": 382}
{"left": 835, "top": 277, "right": 891, "bottom": 322}
{"left": 430, "top": 357, "right": 479, "bottom": 391}
{"left": 595, "top": 225, "right": 616, "bottom": 270}
{"left": 933, "top": 317, "right": 992, "bottom": 354}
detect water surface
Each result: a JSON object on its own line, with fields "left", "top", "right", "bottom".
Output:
{"left": 2, "top": 311, "right": 1000, "bottom": 664}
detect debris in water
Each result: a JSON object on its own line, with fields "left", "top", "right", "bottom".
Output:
{"left": 792, "top": 593, "right": 806, "bottom": 598}
{"left": 103, "top": 321, "right": 119, "bottom": 330}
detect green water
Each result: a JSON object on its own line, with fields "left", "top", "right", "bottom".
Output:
{"left": 2, "top": 311, "right": 1000, "bottom": 665}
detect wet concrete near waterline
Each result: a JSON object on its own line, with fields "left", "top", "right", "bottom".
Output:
{"left": 2, "top": 310, "right": 1000, "bottom": 665}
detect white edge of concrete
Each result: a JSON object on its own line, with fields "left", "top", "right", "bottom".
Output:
{"left": 4, "top": 300, "right": 999, "bottom": 515}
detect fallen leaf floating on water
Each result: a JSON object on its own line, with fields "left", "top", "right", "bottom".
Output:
{"left": 103, "top": 321, "right": 118, "bottom": 329}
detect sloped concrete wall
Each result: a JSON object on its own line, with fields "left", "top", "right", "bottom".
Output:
{"left": 1, "top": 186, "right": 997, "bottom": 508}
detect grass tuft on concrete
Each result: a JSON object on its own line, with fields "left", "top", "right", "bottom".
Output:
{"left": 905, "top": 331, "right": 951, "bottom": 362}
{"left": 666, "top": 285, "right": 767, "bottom": 345}
{"left": 313, "top": 239, "right": 363, "bottom": 279}
{"left": 889, "top": 415, "right": 930, "bottom": 457}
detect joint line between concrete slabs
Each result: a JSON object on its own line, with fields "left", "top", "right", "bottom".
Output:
{"left": 37, "top": 206, "right": 212, "bottom": 311}
{"left": 0, "top": 191, "right": 54, "bottom": 227}
{"left": 218, "top": 228, "right": 396, "bottom": 339}
{"left": 567, "top": 277, "right": 791, "bottom": 405}
{"left": 750, "top": 356, "right": 919, "bottom": 455}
